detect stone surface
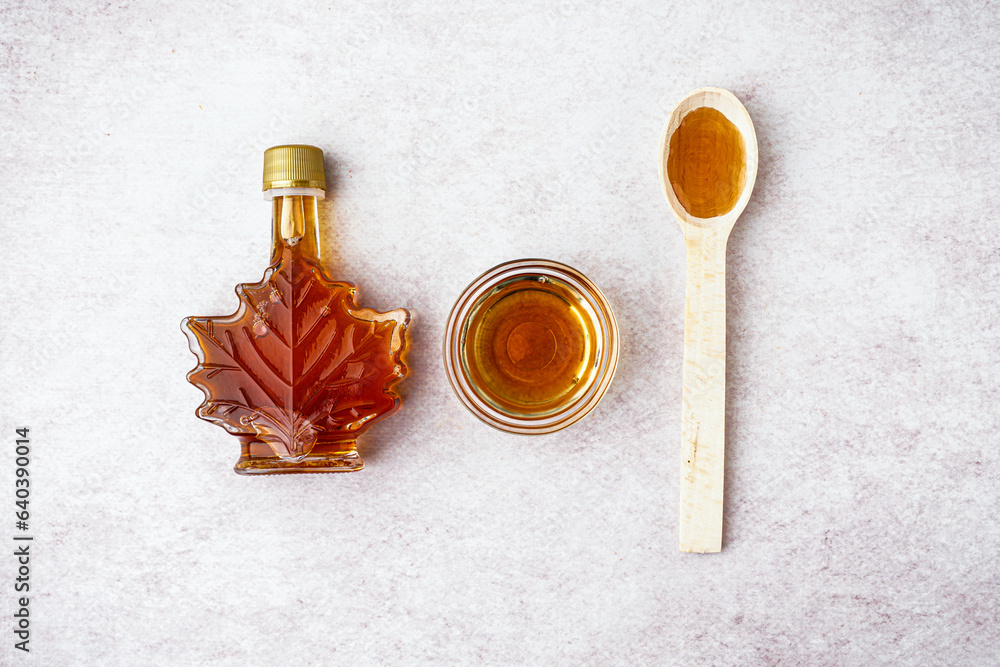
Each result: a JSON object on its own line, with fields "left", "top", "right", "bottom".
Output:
{"left": 1, "top": 1, "right": 998, "bottom": 664}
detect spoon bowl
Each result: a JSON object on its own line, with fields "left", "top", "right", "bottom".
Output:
{"left": 658, "top": 87, "right": 757, "bottom": 553}
{"left": 659, "top": 87, "right": 758, "bottom": 232}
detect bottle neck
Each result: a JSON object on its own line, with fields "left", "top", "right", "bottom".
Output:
{"left": 268, "top": 189, "right": 324, "bottom": 265}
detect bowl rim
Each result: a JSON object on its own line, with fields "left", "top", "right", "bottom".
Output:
{"left": 443, "top": 258, "right": 619, "bottom": 435}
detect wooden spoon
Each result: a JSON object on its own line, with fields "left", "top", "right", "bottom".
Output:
{"left": 658, "top": 87, "right": 758, "bottom": 553}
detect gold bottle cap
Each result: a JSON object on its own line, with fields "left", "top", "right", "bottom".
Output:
{"left": 262, "top": 144, "right": 326, "bottom": 191}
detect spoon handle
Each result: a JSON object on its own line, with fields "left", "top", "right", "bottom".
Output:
{"left": 679, "top": 226, "right": 728, "bottom": 553}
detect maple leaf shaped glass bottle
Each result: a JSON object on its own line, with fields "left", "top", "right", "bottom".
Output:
{"left": 182, "top": 145, "right": 410, "bottom": 474}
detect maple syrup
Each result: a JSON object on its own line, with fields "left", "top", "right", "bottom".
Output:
{"left": 444, "top": 260, "right": 619, "bottom": 434}
{"left": 464, "top": 278, "right": 595, "bottom": 415}
{"left": 183, "top": 145, "right": 410, "bottom": 474}
{"left": 666, "top": 106, "right": 746, "bottom": 219}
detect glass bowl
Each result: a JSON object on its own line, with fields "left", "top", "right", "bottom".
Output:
{"left": 444, "top": 259, "right": 619, "bottom": 434}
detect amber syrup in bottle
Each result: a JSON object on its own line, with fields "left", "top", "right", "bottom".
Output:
{"left": 183, "top": 145, "right": 410, "bottom": 474}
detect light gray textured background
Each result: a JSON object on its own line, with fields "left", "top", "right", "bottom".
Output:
{"left": 2, "top": 1, "right": 999, "bottom": 665}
